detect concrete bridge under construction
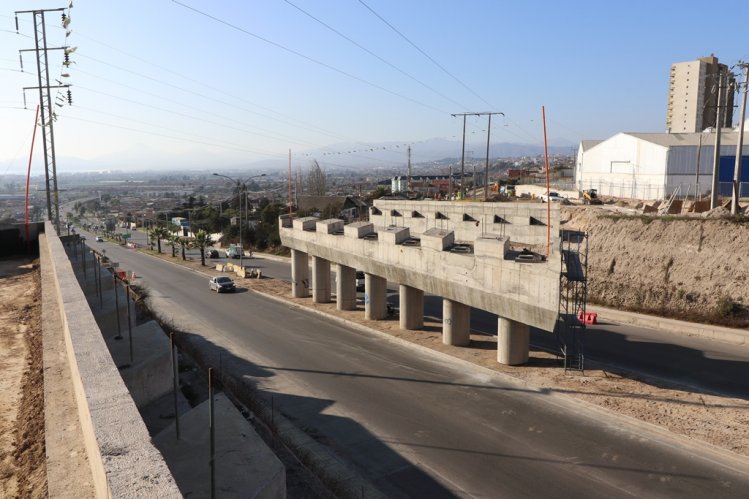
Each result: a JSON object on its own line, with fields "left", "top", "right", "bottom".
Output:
{"left": 280, "top": 200, "right": 588, "bottom": 366}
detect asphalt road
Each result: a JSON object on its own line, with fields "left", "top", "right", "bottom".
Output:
{"left": 79, "top": 231, "right": 749, "bottom": 498}
{"left": 118, "top": 226, "right": 749, "bottom": 400}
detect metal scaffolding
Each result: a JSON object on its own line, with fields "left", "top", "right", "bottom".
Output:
{"left": 556, "top": 229, "right": 588, "bottom": 372}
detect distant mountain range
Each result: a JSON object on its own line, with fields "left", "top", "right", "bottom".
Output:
{"left": 49, "top": 137, "right": 578, "bottom": 173}
{"left": 249, "top": 137, "right": 578, "bottom": 172}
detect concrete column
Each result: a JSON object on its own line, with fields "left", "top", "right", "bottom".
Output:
{"left": 497, "top": 317, "right": 530, "bottom": 365}
{"left": 399, "top": 285, "right": 424, "bottom": 330}
{"left": 312, "top": 256, "right": 331, "bottom": 303}
{"left": 364, "top": 273, "right": 387, "bottom": 320}
{"left": 291, "top": 249, "right": 309, "bottom": 298}
{"left": 443, "top": 299, "right": 470, "bottom": 346}
{"left": 336, "top": 264, "right": 357, "bottom": 311}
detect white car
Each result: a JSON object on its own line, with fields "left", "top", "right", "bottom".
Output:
{"left": 95, "top": 236, "right": 104, "bottom": 242}
{"left": 540, "top": 192, "right": 563, "bottom": 203}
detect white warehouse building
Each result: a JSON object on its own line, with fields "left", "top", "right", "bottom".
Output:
{"left": 576, "top": 131, "right": 749, "bottom": 201}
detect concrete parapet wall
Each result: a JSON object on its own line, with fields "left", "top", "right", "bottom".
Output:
{"left": 42, "top": 222, "right": 180, "bottom": 498}
{"left": 371, "top": 200, "right": 560, "bottom": 248}
{"left": 280, "top": 205, "right": 561, "bottom": 331}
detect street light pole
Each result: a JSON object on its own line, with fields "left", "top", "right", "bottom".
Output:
{"left": 213, "top": 173, "right": 266, "bottom": 269}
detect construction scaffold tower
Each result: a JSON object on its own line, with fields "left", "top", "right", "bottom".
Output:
{"left": 556, "top": 229, "right": 589, "bottom": 372}
{"left": 16, "top": 6, "right": 72, "bottom": 234}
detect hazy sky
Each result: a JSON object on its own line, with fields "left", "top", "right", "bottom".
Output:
{"left": 2, "top": 0, "right": 748, "bottom": 176}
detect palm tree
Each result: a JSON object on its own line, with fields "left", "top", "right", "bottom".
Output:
{"left": 178, "top": 236, "right": 189, "bottom": 261}
{"left": 151, "top": 227, "right": 168, "bottom": 254}
{"left": 194, "top": 230, "right": 214, "bottom": 266}
{"left": 168, "top": 233, "right": 179, "bottom": 257}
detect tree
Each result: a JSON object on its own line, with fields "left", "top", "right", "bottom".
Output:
{"left": 168, "top": 233, "right": 179, "bottom": 257}
{"left": 194, "top": 230, "right": 214, "bottom": 266}
{"left": 151, "top": 227, "right": 168, "bottom": 254}
{"left": 178, "top": 237, "right": 189, "bottom": 261}
{"left": 306, "top": 160, "right": 327, "bottom": 196}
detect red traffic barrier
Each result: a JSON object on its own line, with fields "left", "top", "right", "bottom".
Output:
{"left": 577, "top": 311, "right": 598, "bottom": 325}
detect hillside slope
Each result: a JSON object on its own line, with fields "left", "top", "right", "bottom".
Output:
{"left": 563, "top": 206, "right": 749, "bottom": 327}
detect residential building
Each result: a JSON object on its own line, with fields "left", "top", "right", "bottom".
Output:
{"left": 666, "top": 56, "right": 735, "bottom": 133}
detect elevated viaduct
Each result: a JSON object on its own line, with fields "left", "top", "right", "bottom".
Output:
{"left": 280, "top": 200, "right": 587, "bottom": 366}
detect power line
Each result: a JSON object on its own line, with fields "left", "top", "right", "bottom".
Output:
{"left": 282, "top": 0, "right": 468, "bottom": 110}
{"left": 170, "top": 0, "right": 448, "bottom": 114}
{"left": 357, "top": 0, "right": 495, "bottom": 110}
{"left": 70, "top": 31, "right": 359, "bottom": 144}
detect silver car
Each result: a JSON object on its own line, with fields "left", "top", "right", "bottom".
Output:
{"left": 209, "top": 276, "right": 236, "bottom": 293}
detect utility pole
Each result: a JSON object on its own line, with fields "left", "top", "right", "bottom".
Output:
{"left": 711, "top": 70, "right": 726, "bottom": 210}
{"left": 452, "top": 112, "right": 504, "bottom": 201}
{"left": 450, "top": 113, "right": 470, "bottom": 198}
{"left": 16, "top": 7, "right": 71, "bottom": 234}
{"left": 483, "top": 113, "right": 504, "bottom": 201}
{"left": 732, "top": 62, "right": 749, "bottom": 215}
{"left": 407, "top": 145, "right": 412, "bottom": 193}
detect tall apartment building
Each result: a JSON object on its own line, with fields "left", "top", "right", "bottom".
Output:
{"left": 666, "top": 56, "right": 735, "bottom": 133}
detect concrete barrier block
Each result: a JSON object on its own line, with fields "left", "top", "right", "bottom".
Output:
{"left": 421, "top": 228, "right": 454, "bottom": 251}
{"left": 316, "top": 218, "right": 344, "bottom": 234}
{"left": 344, "top": 221, "right": 374, "bottom": 238}
{"left": 474, "top": 236, "right": 510, "bottom": 257}
{"left": 293, "top": 216, "right": 318, "bottom": 231}
{"left": 379, "top": 225, "right": 410, "bottom": 244}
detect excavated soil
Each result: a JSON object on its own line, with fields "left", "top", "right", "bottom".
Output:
{"left": 0, "top": 259, "right": 47, "bottom": 499}
{"left": 563, "top": 205, "right": 749, "bottom": 326}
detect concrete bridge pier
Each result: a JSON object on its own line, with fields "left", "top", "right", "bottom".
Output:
{"left": 364, "top": 273, "right": 387, "bottom": 320}
{"left": 497, "top": 318, "right": 530, "bottom": 365}
{"left": 336, "top": 264, "right": 357, "bottom": 311}
{"left": 312, "top": 256, "right": 331, "bottom": 303}
{"left": 399, "top": 285, "right": 424, "bottom": 330}
{"left": 443, "top": 299, "right": 470, "bottom": 346}
{"left": 291, "top": 249, "right": 309, "bottom": 298}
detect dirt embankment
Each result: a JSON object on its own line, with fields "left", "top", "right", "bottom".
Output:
{"left": 0, "top": 260, "right": 46, "bottom": 498}
{"left": 563, "top": 207, "right": 749, "bottom": 327}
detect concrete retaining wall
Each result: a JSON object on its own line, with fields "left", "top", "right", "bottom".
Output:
{"left": 42, "top": 222, "right": 180, "bottom": 498}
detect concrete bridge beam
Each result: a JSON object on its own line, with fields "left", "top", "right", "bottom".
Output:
{"left": 336, "top": 264, "right": 357, "bottom": 311}
{"left": 365, "top": 273, "right": 387, "bottom": 320}
{"left": 443, "top": 299, "right": 470, "bottom": 346}
{"left": 399, "top": 285, "right": 424, "bottom": 330}
{"left": 497, "top": 318, "right": 530, "bottom": 365}
{"left": 312, "top": 256, "right": 331, "bottom": 303}
{"left": 291, "top": 249, "right": 309, "bottom": 298}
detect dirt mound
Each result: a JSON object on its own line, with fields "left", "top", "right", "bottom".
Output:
{"left": 563, "top": 207, "right": 749, "bottom": 326}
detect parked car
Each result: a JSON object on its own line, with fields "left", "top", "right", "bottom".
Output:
{"left": 540, "top": 192, "right": 563, "bottom": 203}
{"left": 207, "top": 249, "right": 219, "bottom": 258}
{"left": 356, "top": 271, "right": 365, "bottom": 291}
{"left": 209, "top": 276, "right": 236, "bottom": 293}
{"left": 95, "top": 236, "right": 104, "bottom": 242}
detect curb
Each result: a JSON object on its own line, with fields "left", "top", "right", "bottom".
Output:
{"left": 594, "top": 305, "right": 749, "bottom": 346}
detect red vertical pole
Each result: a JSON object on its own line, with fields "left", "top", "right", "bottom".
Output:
{"left": 25, "top": 105, "right": 40, "bottom": 241}
{"left": 542, "top": 105, "right": 551, "bottom": 257}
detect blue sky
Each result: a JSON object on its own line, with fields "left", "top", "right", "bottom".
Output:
{"left": 2, "top": 0, "right": 748, "bottom": 175}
